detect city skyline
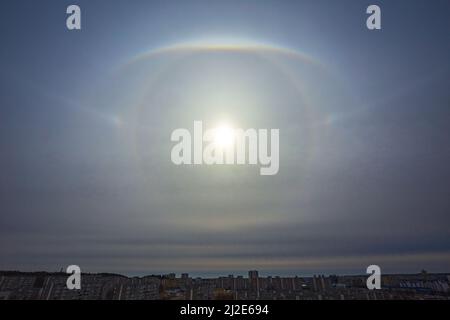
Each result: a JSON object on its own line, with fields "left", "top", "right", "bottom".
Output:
{"left": 1, "top": 269, "right": 449, "bottom": 300}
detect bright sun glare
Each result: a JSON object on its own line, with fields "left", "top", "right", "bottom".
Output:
{"left": 213, "top": 124, "right": 235, "bottom": 148}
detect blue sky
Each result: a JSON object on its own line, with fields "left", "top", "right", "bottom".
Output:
{"left": 1, "top": 0, "right": 450, "bottom": 277}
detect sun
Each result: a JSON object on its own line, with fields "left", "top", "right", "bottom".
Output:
{"left": 213, "top": 124, "right": 235, "bottom": 148}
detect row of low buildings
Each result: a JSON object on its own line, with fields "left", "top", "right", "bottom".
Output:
{"left": 0, "top": 270, "right": 449, "bottom": 300}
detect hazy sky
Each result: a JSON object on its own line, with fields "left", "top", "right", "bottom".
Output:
{"left": 1, "top": 0, "right": 450, "bottom": 277}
